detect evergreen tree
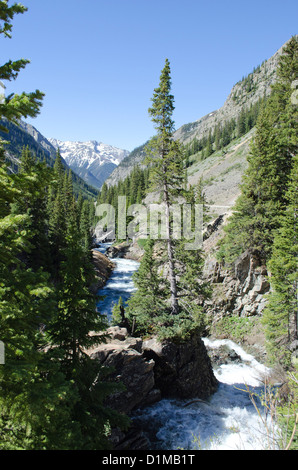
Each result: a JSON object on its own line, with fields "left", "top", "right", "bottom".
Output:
{"left": 47, "top": 215, "right": 124, "bottom": 448}
{"left": 125, "top": 60, "right": 210, "bottom": 340}
{"left": 111, "top": 296, "right": 125, "bottom": 326}
{"left": 80, "top": 198, "right": 93, "bottom": 252}
{"left": 13, "top": 146, "right": 52, "bottom": 270}
{"left": 0, "top": 148, "right": 74, "bottom": 449}
{"left": 0, "top": 2, "right": 44, "bottom": 132}
{"left": 126, "top": 239, "right": 168, "bottom": 337}
{"left": 237, "top": 107, "right": 246, "bottom": 137}
{"left": 147, "top": 58, "right": 185, "bottom": 315}
{"left": 204, "top": 131, "right": 213, "bottom": 158}
{"left": 47, "top": 149, "right": 68, "bottom": 278}
{"left": 262, "top": 154, "right": 298, "bottom": 367}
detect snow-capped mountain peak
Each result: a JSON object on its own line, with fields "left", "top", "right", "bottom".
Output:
{"left": 49, "top": 138, "right": 130, "bottom": 189}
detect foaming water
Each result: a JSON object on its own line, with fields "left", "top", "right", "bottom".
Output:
{"left": 132, "top": 339, "right": 279, "bottom": 451}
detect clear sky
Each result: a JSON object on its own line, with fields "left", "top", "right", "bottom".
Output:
{"left": 2, "top": 0, "right": 297, "bottom": 151}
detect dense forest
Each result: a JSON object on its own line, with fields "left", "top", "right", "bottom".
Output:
{"left": 0, "top": 142, "right": 130, "bottom": 448}
{"left": 0, "top": 1, "right": 297, "bottom": 451}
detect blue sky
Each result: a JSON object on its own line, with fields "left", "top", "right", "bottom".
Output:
{"left": 2, "top": 0, "right": 297, "bottom": 151}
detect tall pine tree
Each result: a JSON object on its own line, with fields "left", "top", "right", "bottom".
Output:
{"left": 147, "top": 58, "right": 185, "bottom": 315}
{"left": 262, "top": 154, "right": 298, "bottom": 367}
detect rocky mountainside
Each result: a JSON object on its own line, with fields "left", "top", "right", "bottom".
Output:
{"left": 174, "top": 41, "right": 282, "bottom": 145}
{"left": 105, "top": 39, "right": 286, "bottom": 188}
{"left": 18, "top": 120, "right": 58, "bottom": 157}
{"left": 49, "top": 138, "right": 130, "bottom": 190}
{"left": 187, "top": 128, "right": 254, "bottom": 217}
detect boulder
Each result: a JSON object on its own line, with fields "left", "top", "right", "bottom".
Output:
{"left": 88, "top": 327, "right": 160, "bottom": 413}
{"left": 87, "top": 327, "right": 218, "bottom": 411}
{"left": 142, "top": 331, "right": 218, "bottom": 399}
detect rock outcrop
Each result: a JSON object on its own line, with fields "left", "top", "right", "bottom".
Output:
{"left": 201, "top": 213, "right": 271, "bottom": 358}
{"left": 87, "top": 326, "right": 218, "bottom": 449}
{"left": 142, "top": 333, "right": 218, "bottom": 400}
{"left": 204, "top": 245, "right": 270, "bottom": 323}
{"left": 87, "top": 326, "right": 217, "bottom": 414}
{"left": 106, "top": 241, "right": 144, "bottom": 261}
{"left": 90, "top": 249, "right": 115, "bottom": 294}
{"left": 89, "top": 327, "right": 160, "bottom": 413}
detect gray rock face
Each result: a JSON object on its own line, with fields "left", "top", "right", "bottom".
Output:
{"left": 202, "top": 211, "right": 271, "bottom": 340}
{"left": 90, "top": 249, "right": 115, "bottom": 294}
{"left": 142, "top": 332, "right": 218, "bottom": 400}
{"left": 88, "top": 327, "right": 158, "bottom": 413}
{"left": 105, "top": 39, "right": 289, "bottom": 188}
{"left": 87, "top": 326, "right": 217, "bottom": 414}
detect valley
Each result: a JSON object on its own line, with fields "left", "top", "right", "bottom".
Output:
{"left": 0, "top": 7, "right": 297, "bottom": 452}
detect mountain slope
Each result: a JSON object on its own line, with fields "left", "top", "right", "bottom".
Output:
{"left": 49, "top": 138, "right": 130, "bottom": 190}
{"left": 174, "top": 41, "right": 282, "bottom": 145}
{"left": 0, "top": 118, "right": 99, "bottom": 198}
{"left": 105, "top": 39, "right": 287, "bottom": 188}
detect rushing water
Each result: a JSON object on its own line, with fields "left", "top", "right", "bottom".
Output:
{"left": 96, "top": 243, "right": 140, "bottom": 321}
{"left": 132, "top": 338, "right": 279, "bottom": 451}
{"left": 96, "top": 243, "right": 279, "bottom": 451}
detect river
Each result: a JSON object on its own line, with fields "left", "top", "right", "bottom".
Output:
{"left": 96, "top": 243, "right": 279, "bottom": 451}
{"left": 95, "top": 243, "right": 140, "bottom": 321}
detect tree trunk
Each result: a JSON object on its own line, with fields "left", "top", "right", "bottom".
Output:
{"left": 164, "top": 180, "right": 179, "bottom": 315}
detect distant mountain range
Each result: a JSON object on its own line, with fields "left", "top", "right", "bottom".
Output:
{"left": 48, "top": 139, "right": 130, "bottom": 190}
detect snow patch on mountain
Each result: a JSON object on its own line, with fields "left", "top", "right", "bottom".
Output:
{"left": 49, "top": 138, "right": 130, "bottom": 189}
{"left": 49, "top": 138, "right": 129, "bottom": 168}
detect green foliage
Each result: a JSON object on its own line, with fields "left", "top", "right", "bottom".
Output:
{"left": 0, "top": 137, "right": 126, "bottom": 448}
{"left": 0, "top": 2, "right": 44, "bottom": 132}
{"left": 126, "top": 239, "right": 167, "bottom": 336}
{"left": 111, "top": 296, "right": 125, "bottom": 326}
{"left": 276, "top": 368, "right": 298, "bottom": 450}
{"left": 211, "top": 316, "right": 257, "bottom": 342}
{"left": 146, "top": 59, "right": 186, "bottom": 316}
{"left": 262, "top": 154, "right": 298, "bottom": 367}
{"left": 125, "top": 235, "right": 208, "bottom": 342}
